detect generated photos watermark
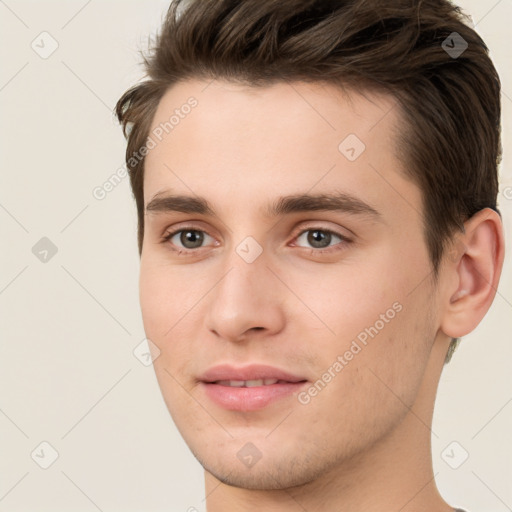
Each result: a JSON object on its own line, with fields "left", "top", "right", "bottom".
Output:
{"left": 298, "top": 301, "right": 403, "bottom": 405}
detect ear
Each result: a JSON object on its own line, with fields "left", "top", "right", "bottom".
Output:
{"left": 440, "top": 208, "right": 505, "bottom": 339}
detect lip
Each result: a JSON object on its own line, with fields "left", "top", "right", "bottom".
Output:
{"left": 199, "top": 364, "right": 307, "bottom": 383}
{"left": 198, "top": 364, "right": 308, "bottom": 412}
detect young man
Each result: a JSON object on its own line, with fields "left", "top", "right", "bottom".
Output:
{"left": 116, "top": 1, "right": 505, "bottom": 510}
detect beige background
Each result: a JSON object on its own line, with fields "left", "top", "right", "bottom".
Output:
{"left": 1, "top": 1, "right": 511, "bottom": 511}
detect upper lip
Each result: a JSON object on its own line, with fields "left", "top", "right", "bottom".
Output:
{"left": 199, "top": 364, "right": 307, "bottom": 383}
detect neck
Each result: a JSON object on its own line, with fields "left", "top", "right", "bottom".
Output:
{"left": 204, "top": 338, "right": 454, "bottom": 512}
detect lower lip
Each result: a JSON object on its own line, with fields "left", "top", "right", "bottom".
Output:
{"left": 200, "top": 381, "right": 308, "bottom": 411}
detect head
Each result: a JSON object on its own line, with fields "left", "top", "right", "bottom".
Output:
{"left": 116, "top": 0, "right": 504, "bottom": 491}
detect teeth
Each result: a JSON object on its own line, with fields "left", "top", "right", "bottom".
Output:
{"left": 245, "top": 379, "right": 264, "bottom": 387}
{"left": 226, "top": 380, "right": 246, "bottom": 387}
{"left": 216, "top": 378, "right": 280, "bottom": 387}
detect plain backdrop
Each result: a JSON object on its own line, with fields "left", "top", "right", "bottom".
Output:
{"left": 1, "top": 1, "right": 511, "bottom": 511}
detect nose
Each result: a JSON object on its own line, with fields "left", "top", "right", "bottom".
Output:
{"left": 204, "top": 246, "right": 286, "bottom": 343}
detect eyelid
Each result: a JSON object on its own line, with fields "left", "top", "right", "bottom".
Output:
{"left": 291, "top": 222, "right": 352, "bottom": 240}
{"left": 289, "top": 225, "right": 351, "bottom": 253}
{"left": 161, "top": 224, "right": 217, "bottom": 248}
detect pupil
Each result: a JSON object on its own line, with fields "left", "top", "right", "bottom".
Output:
{"left": 308, "top": 230, "right": 331, "bottom": 248}
{"left": 181, "top": 230, "right": 204, "bottom": 248}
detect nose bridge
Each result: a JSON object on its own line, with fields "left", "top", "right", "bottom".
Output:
{"left": 214, "top": 237, "right": 270, "bottom": 313}
{"left": 204, "top": 235, "right": 285, "bottom": 340}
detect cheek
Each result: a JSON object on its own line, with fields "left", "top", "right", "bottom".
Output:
{"left": 292, "top": 253, "right": 434, "bottom": 399}
{"left": 139, "top": 256, "right": 205, "bottom": 338}
{"left": 139, "top": 260, "right": 199, "bottom": 387}
{"left": 283, "top": 256, "right": 400, "bottom": 343}
{"left": 139, "top": 263, "right": 169, "bottom": 340}
{"left": 139, "top": 261, "right": 201, "bottom": 419}
{"left": 297, "top": 295, "right": 434, "bottom": 451}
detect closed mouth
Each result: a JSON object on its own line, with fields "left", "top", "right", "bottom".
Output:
{"left": 210, "top": 379, "right": 307, "bottom": 387}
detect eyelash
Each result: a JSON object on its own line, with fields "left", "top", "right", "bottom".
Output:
{"left": 160, "top": 225, "right": 351, "bottom": 256}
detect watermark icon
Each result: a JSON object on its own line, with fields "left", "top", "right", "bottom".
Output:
{"left": 236, "top": 236, "right": 263, "bottom": 263}
{"left": 442, "top": 32, "right": 468, "bottom": 59}
{"left": 441, "top": 441, "right": 469, "bottom": 469}
{"left": 338, "top": 133, "right": 366, "bottom": 162}
{"left": 133, "top": 338, "right": 161, "bottom": 366}
{"left": 31, "top": 31, "right": 59, "bottom": 59}
{"left": 32, "top": 237, "right": 58, "bottom": 263}
{"left": 298, "top": 301, "right": 403, "bottom": 405}
{"left": 237, "top": 442, "right": 262, "bottom": 468}
{"left": 503, "top": 186, "right": 512, "bottom": 201}
{"left": 31, "top": 441, "right": 59, "bottom": 469}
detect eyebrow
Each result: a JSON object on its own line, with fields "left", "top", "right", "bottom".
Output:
{"left": 145, "top": 191, "right": 382, "bottom": 220}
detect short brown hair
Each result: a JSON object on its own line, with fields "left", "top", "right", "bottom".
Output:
{"left": 116, "top": 0, "right": 502, "bottom": 358}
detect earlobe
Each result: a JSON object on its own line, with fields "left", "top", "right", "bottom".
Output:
{"left": 441, "top": 208, "right": 505, "bottom": 339}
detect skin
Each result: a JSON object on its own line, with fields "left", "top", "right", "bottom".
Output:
{"left": 139, "top": 79, "right": 504, "bottom": 512}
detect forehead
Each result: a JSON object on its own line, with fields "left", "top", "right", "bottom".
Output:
{"left": 143, "top": 79, "right": 420, "bottom": 224}
{"left": 146, "top": 79, "right": 399, "bottom": 162}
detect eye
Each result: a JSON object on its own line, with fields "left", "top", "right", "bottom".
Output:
{"left": 161, "top": 226, "right": 350, "bottom": 255}
{"left": 162, "top": 228, "right": 215, "bottom": 251}
{"left": 294, "top": 228, "right": 348, "bottom": 251}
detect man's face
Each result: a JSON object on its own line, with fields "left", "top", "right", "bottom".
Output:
{"left": 140, "top": 79, "right": 442, "bottom": 489}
